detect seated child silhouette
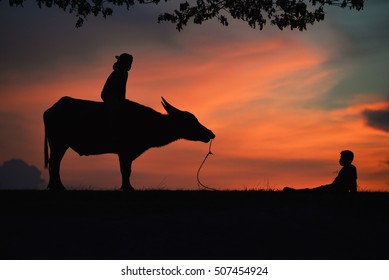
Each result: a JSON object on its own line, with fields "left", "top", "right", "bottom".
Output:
{"left": 101, "top": 53, "right": 133, "bottom": 105}
{"left": 101, "top": 53, "right": 133, "bottom": 137}
{"left": 283, "top": 150, "right": 357, "bottom": 193}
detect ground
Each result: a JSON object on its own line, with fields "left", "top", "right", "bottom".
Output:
{"left": 0, "top": 190, "right": 388, "bottom": 259}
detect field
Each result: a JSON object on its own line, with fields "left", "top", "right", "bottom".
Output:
{"left": 0, "top": 190, "right": 388, "bottom": 259}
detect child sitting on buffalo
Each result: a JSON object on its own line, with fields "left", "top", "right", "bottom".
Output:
{"left": 101, "top": 53, "right": 133, "bottom": 105}
{"left": 101, "top": 53, "right": 133, "bottom": 136}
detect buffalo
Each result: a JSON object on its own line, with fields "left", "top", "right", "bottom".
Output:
{"left": 44, "top": 96, "right": 215, "bottom": 191}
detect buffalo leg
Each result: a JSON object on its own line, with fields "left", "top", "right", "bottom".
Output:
{"left": 118, "top": 154, "right": 135, "bottom": 191}
{"left": 47, "top": 146, "right": 68, "bottom": 191}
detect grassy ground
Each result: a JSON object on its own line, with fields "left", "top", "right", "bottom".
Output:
{"left": 0, "top": 190, "right": 388, "bottom": 259}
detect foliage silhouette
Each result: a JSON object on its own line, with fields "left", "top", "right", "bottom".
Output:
{"left": 6, "top": 0, "right": 364, "bottom": 30}
{"left": 44, "top": 96, "right": 215, "bottom": 191}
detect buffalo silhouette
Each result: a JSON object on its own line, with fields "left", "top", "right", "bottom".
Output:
{"left": 44, "top": 96, "right": 215, "bottom": 191}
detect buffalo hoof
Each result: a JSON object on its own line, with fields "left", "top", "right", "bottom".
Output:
{"left": 47, "top": 184, "right": 67, "bottom": 191}
{"left": 120, "top": 185, "right": 135, "bottom": 192}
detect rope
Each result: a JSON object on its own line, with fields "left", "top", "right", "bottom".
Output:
{"left": 197, "top": 139, "right": 219, "bottom": 191}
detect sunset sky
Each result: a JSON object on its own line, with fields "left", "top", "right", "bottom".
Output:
{"left": 0, "top": 1, "right": 388, "bottom": 191}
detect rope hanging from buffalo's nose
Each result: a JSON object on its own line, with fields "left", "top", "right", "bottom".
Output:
{"left": 197, "top": 139, "right": 218, "bottom": 191}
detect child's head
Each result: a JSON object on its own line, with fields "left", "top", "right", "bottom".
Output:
{"left": 114, "top": 53, "right": 133, "bottom": 71}
{"left": 339, "top": 150, "right": 354, "bottom": 166}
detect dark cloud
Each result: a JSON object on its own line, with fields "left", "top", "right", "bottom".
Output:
{"left": 0, "top": 159, "right": 45, "bottom": 189}
{"left": 363, "top": 108, "right": 389, "bottom": 133}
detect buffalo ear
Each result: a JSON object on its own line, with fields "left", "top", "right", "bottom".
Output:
{"left": 161, "top": 97, "right": 181, "bottom": 115}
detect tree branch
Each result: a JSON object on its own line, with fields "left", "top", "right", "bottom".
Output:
{"left": 4, "top": 0, "right": 364, "bottom": 30}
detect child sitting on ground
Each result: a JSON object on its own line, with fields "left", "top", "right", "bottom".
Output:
{"left": 283, "top": 150, "right": 357, "bottom": 193}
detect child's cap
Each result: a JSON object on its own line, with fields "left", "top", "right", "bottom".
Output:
{"left": 115, "top": 53, "right": 133, "bottom": 65}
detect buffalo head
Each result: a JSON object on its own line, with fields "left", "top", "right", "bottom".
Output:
{"left": 161, "top": 97, "right": 215, "bottom": 143}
